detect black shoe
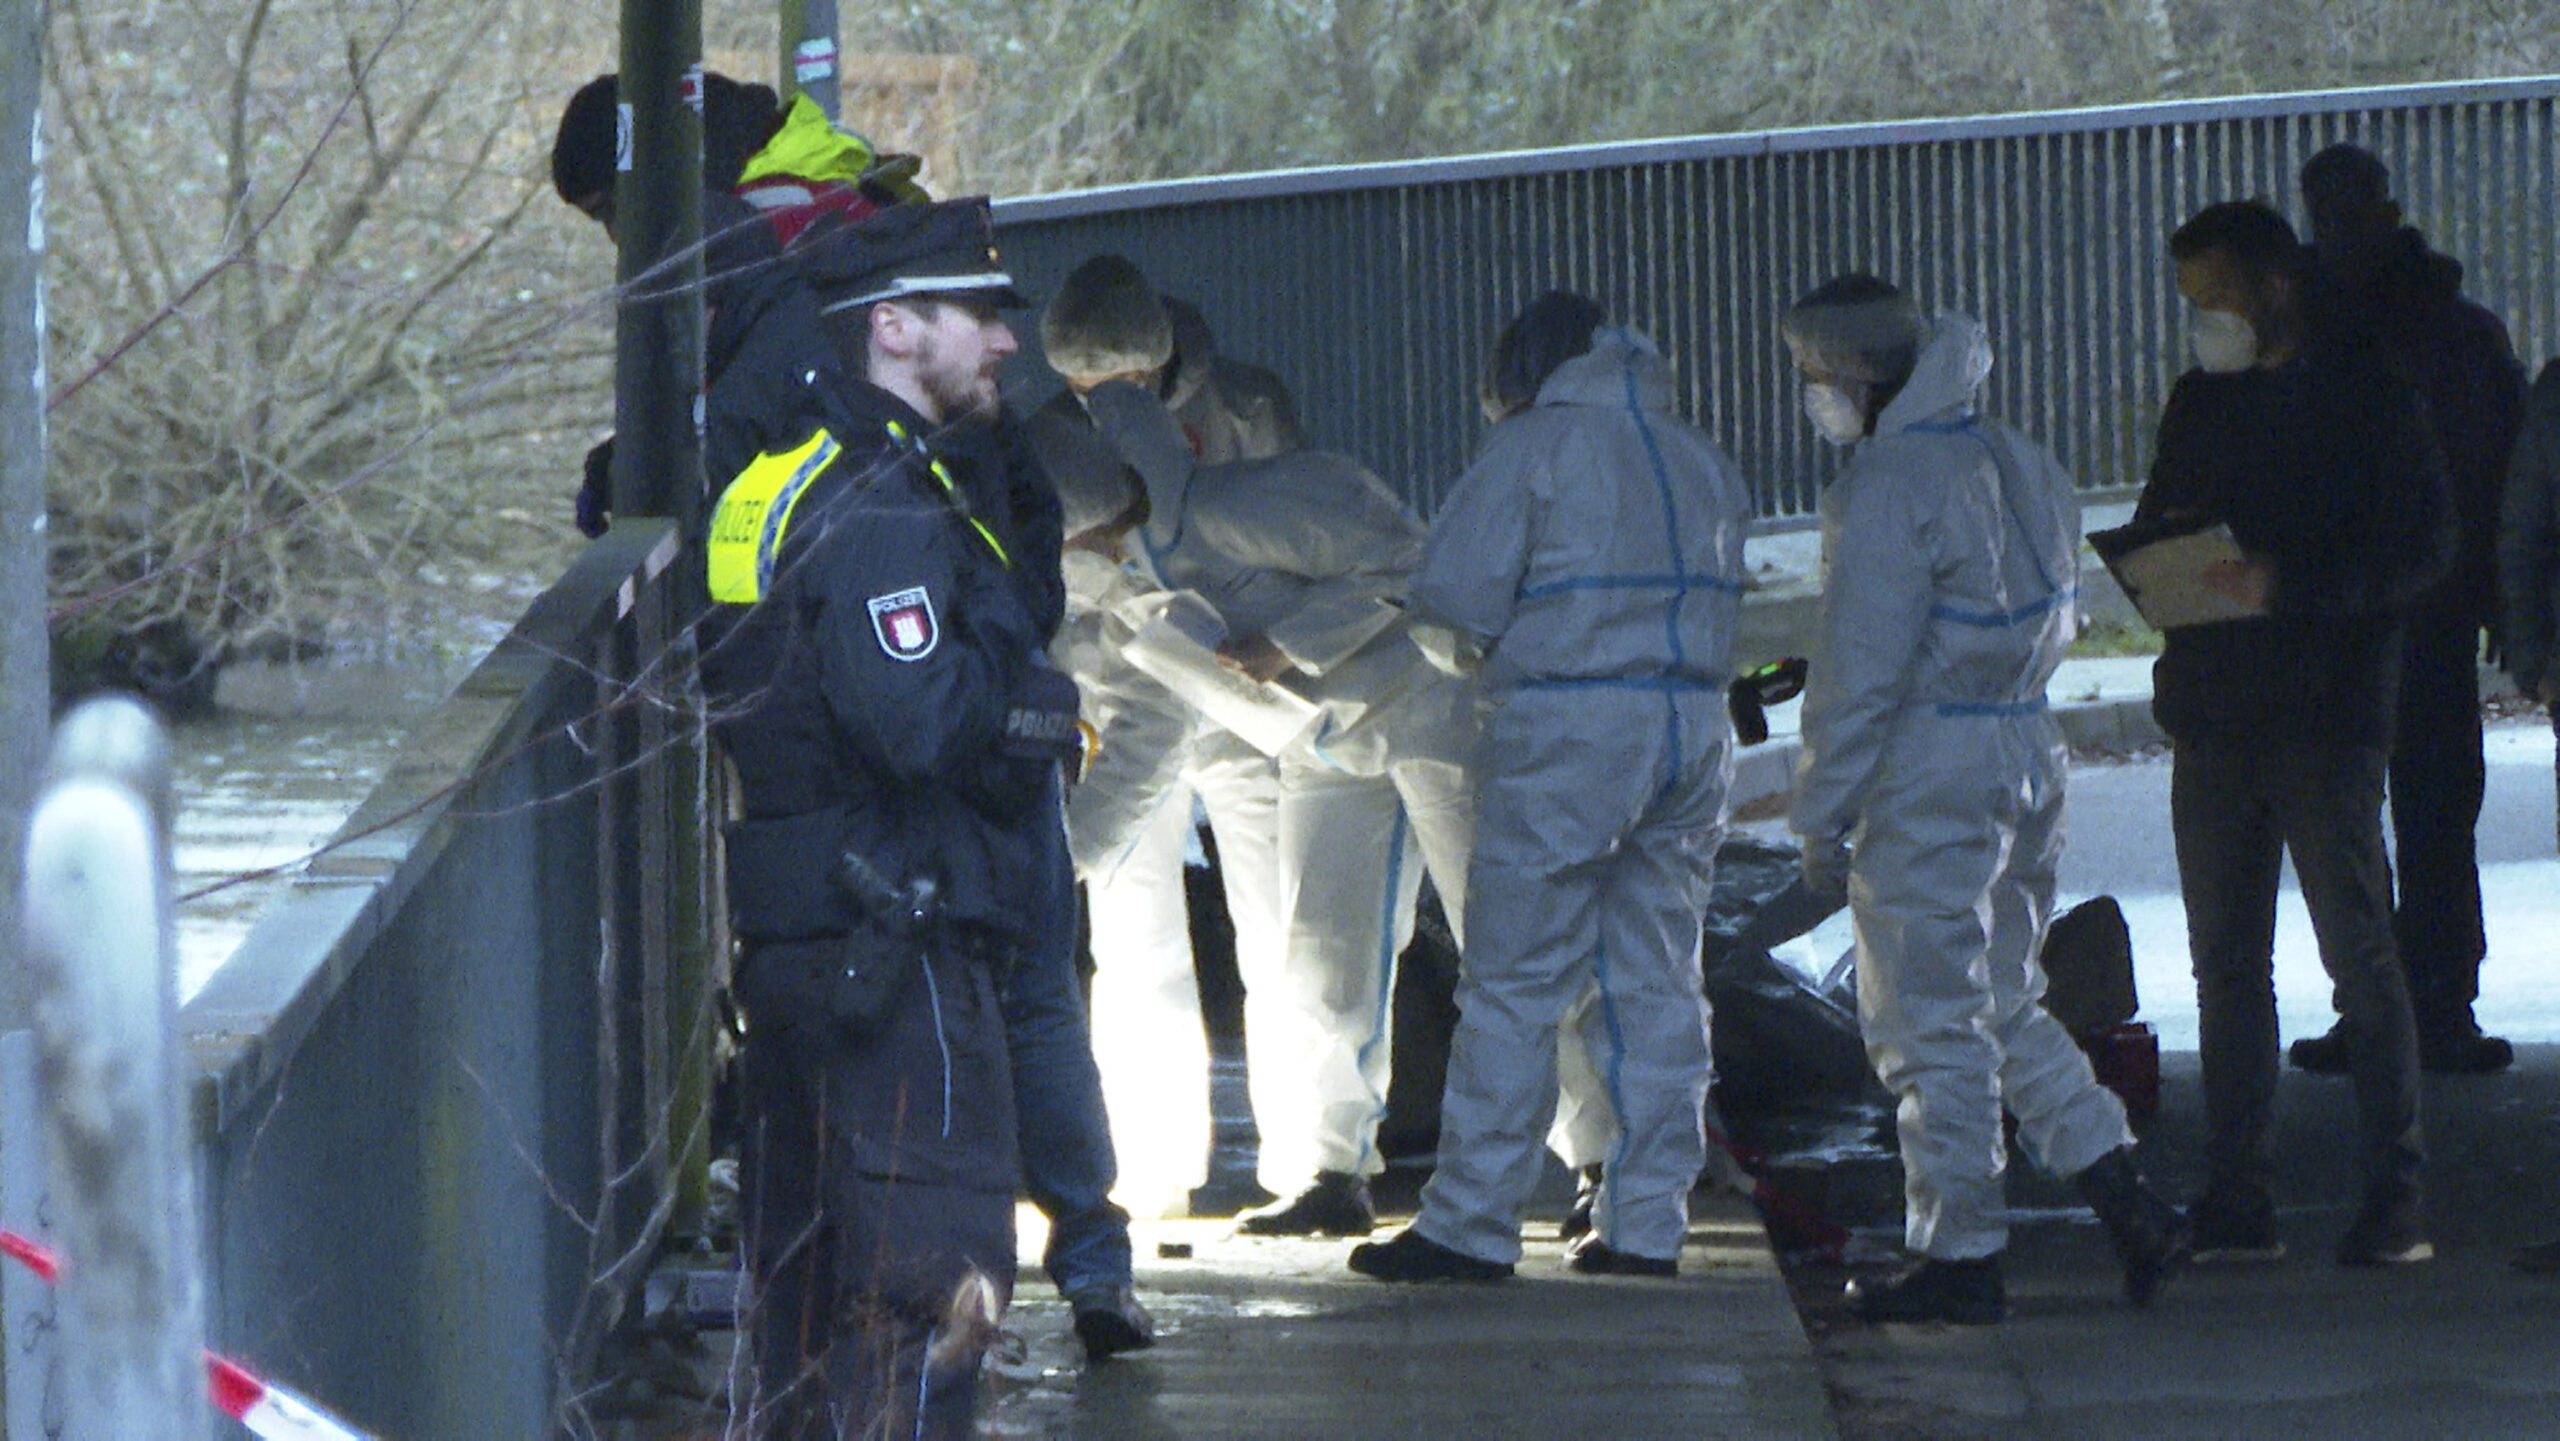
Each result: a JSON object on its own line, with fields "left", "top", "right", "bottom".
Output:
{"left": 1557, "top": 1164, "right": 1604, "bottom": 1242}
{"left": 2419, "top": 1024, "right": 2514, "bottom": 1075}
{"left": 2336, "top": 1187, "right": 2433, "bottom": 1266}
{"left": 1565, "top": 1234, "right": 1678, "bottom": 1278}
{"left": 1186, "top": 1177, "right": 1279, "bottom": 1219}
{"left": 1845, "top": 1256, "right": 2005, "bottom": 1325}
{"left": 1237, "top": 1170, "right": 1375, "bottom": 1237}
{"left": 1347, "top": 1227, "right": 1513, "bottom": 1283}
{"left": 1066, "top": 1284, "right": 1157, "bottom": 1360}
{"left": 2072, "top": 1146, "right": 2189, "bottom": 1306}
{"left": 2288, "top": 1024, "right": 2353, "bottom": 1074}
{"left": 2186, "top": 1184, "right": 2286, "bottom": 1263}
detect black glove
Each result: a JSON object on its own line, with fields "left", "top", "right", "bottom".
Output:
{"left": 1000, "top": 662, "right": 1084, "bottom": 763}
{"left": 1726, "top": 657, "right": 1809, "bottom": 746}
{"left": 575, "top": 437, "right": 614, "bottom": 538}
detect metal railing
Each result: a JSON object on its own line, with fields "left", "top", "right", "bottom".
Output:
{"left": 162, "top": 520, "right": 718, "bottom": 1437}
{"left": 995, "top": 76, "right": 2560, "bottom": 524}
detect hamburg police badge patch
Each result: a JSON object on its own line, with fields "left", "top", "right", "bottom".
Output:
{"left": 866, "top": 586, "right": 939, "bottom": 662}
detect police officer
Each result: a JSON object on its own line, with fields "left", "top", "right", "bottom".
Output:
{"left": 699, "top": 199, "right": 1086, "bottom": 1435}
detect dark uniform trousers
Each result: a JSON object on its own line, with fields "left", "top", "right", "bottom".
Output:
{"left": 2386, "top": 608, "right": 2491, "bottom": 1028}
{"left": 734, "top": 929, "right": 1019, "bottom": 1440}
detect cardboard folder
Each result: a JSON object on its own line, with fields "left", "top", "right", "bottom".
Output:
{"left": 2087, "top": 522, "right": 2266, "bottom": 630}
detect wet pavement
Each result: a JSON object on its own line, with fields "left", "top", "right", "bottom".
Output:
{"left": 985, "top": 1194, "right": 1832, "bottom": 1438}
{"left": 164, "top": 627, "right": 2560, "bottom": 1436}
{"left": 962, "top": 674, "right": 2560, "bottom": 1439}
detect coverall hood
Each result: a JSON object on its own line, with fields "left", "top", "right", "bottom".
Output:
{"left": 1873, "top": 313, "right": 1995, "bottom": 438}
{"left": 1532, "top": 326, "right": 1679, "bottom": 415}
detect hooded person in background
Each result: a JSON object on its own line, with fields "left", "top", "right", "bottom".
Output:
{"left": 2498, "top": 359, "right": 2560, "bottom": 844}
{"left": 549, "top": 73, "right": 928, "bottom": 537}
{"left": 1033, "top": 257, "right": 1478, "bottom": 1239}
{"left": 1785, "top": 276, "right": 2186, "bottom": 1325}
{"left": 2286, "top": 143, "right": 2527, "bottom": 1077}
{"left": 1349, "top": 292, "right": 1748, "bottom": 1283}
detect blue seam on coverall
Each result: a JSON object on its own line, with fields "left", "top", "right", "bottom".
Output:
{"left": 1622, "top": 336, "right": 1693, "bottom": 802}
{"left": 1352, "top": 804, "right": 1410, "bottom": 1176}
{"left": 1907, "top": 413, "right": 2069, "bottom": 721}
{"left": 1519, "top": 573, "right": 1748, "bottom": 598}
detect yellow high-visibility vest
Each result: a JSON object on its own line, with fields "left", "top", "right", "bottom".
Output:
{"left": 707, "top": 429, "right": 841, "bottom": 604}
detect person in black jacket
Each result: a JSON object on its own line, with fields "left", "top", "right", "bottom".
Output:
{"left": 2287, "top": 144, "right": 2528, "bottom": 1076}
{"left": 2136, "top": 200, "right": 2453, "bottom": 1270}
{"left": 697, "top": 200, "right": 1086, "bottom": 1435}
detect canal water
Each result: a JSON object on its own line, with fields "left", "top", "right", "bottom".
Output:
{"left": 167, "top": 651, "right": 482, "bottom": 1002}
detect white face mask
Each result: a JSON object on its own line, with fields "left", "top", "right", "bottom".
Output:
{"left": 1802, "top": 382, "right": 1868, "bottom": 445}
{"left": 2189, "top": 308, "right": 2259, "bottom": 373}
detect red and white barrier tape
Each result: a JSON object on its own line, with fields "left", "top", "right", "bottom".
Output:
{"left": 1, "top": 1229, "right": 373, "bottom": 1439}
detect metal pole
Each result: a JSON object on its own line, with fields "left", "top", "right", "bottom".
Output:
{"left": 612, "top": 0, "right": 705, "bottom": 532}
{"left": 781, "top": 0, "right": 841, "bottom": 121}
{"left": 1, "top": 0, "right": 49, "bottom": 1031}
{"left": 22, "top": 697, "right": 210, "bottom": 1439}
{"left": 1, "top": 7, "right": 57, "bottom": 1420}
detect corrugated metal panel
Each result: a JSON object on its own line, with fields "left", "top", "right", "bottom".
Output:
{"left": 995, "top": 78, "right": 2560, "bottom": 524}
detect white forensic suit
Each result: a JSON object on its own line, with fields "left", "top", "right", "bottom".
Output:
{"left": 1027, "top": 381, "right": 1291, "bottom": 1218}
{"left": 1405, "top": 327, "right": 1749, "bottom": 1265}
{"left": 1791, "top": 314, "right": 2135, "bottom": 1262}
{"left": 1080, "top": 379, "right": 1478, "bottom": 1194}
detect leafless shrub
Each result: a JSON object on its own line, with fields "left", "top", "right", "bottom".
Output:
{"left": 42, "top": 0, "right": 606, "bottom": 672}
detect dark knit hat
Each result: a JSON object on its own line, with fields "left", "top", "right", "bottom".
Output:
{"left": 550, "top": 71, "right": 783, "bottom": 208}
{"left": 799, "top": 197, "right": 1027, "bottom": 313}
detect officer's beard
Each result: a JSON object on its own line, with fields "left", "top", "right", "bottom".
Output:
{"left": 916, "top": 333, "right": 1003, "bottom": 426}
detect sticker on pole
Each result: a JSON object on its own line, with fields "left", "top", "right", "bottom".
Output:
{"left": 795, "top": 38, "right": 839, "bottom": 85}
{"left": 867, "top": 587, "right": 939, "bottom": 662}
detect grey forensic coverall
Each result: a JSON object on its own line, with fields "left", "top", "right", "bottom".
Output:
{"left": 1408, "top": 327, "right": 1749, "bottom": 1265}
{"left": 1792, "top": 314, "right": 2134, "bottom": 1262}
{"left": 1080, "top": 380, "right": 1478, "bottom": 1192}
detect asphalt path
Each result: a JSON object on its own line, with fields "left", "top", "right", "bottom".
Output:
{"left": 1736, "top": 713, "right": 2560, "bottom": 1439}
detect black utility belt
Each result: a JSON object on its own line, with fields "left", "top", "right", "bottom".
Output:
{"left": 725, "top": 807, "right": 947, "bottom": 943}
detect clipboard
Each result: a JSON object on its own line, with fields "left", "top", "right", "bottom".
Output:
{"left": 2087, "top": 522, "right": 2266, "bottom": 630}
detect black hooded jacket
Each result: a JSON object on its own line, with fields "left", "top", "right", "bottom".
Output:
{"left": 2315, "top": 227, "right": 2526, "bottom": 625}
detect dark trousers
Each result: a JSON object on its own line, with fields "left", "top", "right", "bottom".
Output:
{"left": 2171, "top": 741, "right": 2423, "bottom": 1202}
{"left": 1004, "top": 770, "right": 1133, "bottom": 1296}
{"left": 2387, "top": 611, "right": 2490, "bottom": 1028}
{"left": 736, "top": 936, "right": 1019, "bottom": 1439}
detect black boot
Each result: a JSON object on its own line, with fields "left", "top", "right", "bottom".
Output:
{"left": 2073, "top": 1145, "right": 2189, "bottom": 1306}
{"left": 1557, "top": 1164, "right": 1604, "bottom": 1241}
{"left": 1565, "top": 1233, "right": 1678, "bottom": 1277}
{"left": 1347, "top": 1227, "right": 1513, "bottom": 1283}
{"left": 1237, "top": 1170, "right": 1375, "bottom": 1237}
{"left": 1845, "top": 1255, "right": 2005, "bottom": 1324}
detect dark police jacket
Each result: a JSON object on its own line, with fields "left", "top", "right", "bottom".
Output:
{"left": 699, "top": 368, "right": 1060, "bottom": 945}
{"left": 2135, "top": 335, "right": 2453, "bottom": 752}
